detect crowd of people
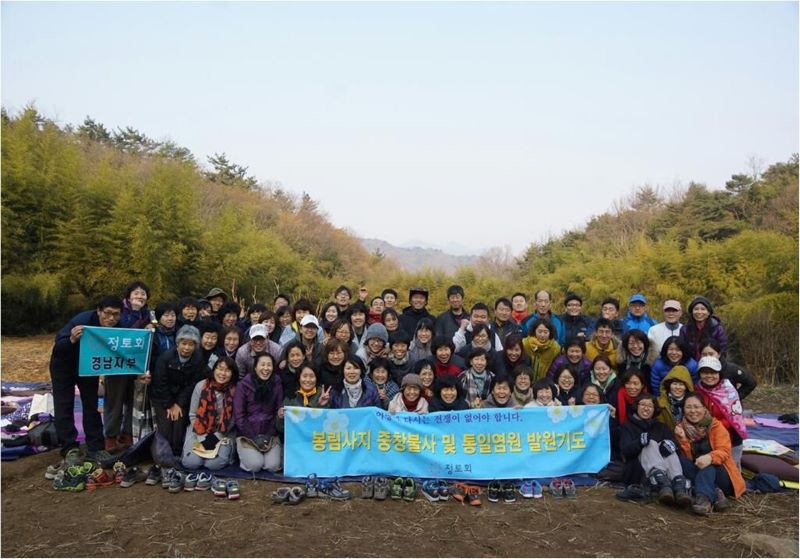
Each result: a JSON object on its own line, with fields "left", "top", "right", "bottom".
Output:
{"left": 48, "top": 281, "right": 757, "bottom": 514}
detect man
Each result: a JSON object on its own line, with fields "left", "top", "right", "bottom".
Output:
{"left": 521, "top": 290, "right": 565, "bottom": 346}
{"left": 623, "top": 293, "right": 656, "bottom": 334}
{"left": 205, "top": 287, "right": 228, "bottom": 322}
{"left": 587, "top": 297, "right": 625, "bottom": 340}
{"left": 381, "top": 288, "right": 398, "bottom": 309}
{"left": 453, "top": 303, "right": 504, "bottom": 352}
{"left": 585, "top": 318, "right": 619, "bottom": 364}
{"left": 151, "top": 325, "right": 208, "bottom": 456}
{"left": 49, "top": 295, "right": 123, "bottom": 466}
{"left": 493, "top": 297, "right": 518, "bottom": 344}
{"left": 648, "top": 299, "right": 684, "bottom": 363}
{"left": 560, "top": 293, "right": 592, "bottom": 342}
{"left": 510, "top": 292, "right": 529, "bottom": 328}
{"left": 234, "top": 323, "right": 282, "bottom": 379}
{"left": 297, "top": 314, "right": 324, "bottom": 362}
{"left": 435, "top": 285, "right": 467, "bottom": 342}
{"left": 399, "top": 287, "right": 434, "bottom": 336}
{"left": 273, "top": 293, "right": 291, "bottom": 313}
{"left": 334, "top": 285, "right": 352, "bottom": 313}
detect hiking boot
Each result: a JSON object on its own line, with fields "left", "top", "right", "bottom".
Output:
{"left": 52, "top": 469, "right": 85, "bottom": 492}
{"left": 714, "top": 488, "right": 731, "bottom": 512}
{"left": 120, "top": 466, "right": 147, "bottom": 488}
{"left": 305, "top": 474, "right": 319, "bottom": 498}
{"left": 162, "top": 468, "right": 175, "bottom": 490}
{"left": 691, "top": 494, "right": 713, "bottom": 516}
{"left": 436, "top": 480, "right": 450, "bottom": 501}
{"left": 226, "top": 479, "right": 241, "bottom": 501}
{"left": 145, "top": 465, "right": 162, "bottom": 486}
{"left": 672, "top": 476, "right": 692, "bottom": 508}
{"left": 421, "top": 480, "right": 440, "bottom": 502}
{"left": 487, "top": 481, "right": 502, "bottom": 503}
{"left": 616, "top": 484, "right": 649, "bottom": 502}
{"left": 390, "top": 477, "right": 404, "bottom": 500}
{"left": 402, "top": 478, "right": 416, "bottom": 502}
{"left": 328, "top": 479, "right": 352, "bottom": 501}
{"left": 648, "top": 469, "right": 674, "bottom": 505}
{"left": 87, "top": 449, "right": 115, "bottom": 465}
{"left": 113, "top": 461, "right": 127, "bottom": 484}
{"left": 549, "top": 478, "right": 564, "bottom": 498}
{"left": 373, "top": 477, "right": 390, "bottom": 501}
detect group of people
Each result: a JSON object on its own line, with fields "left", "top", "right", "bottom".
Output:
{"left": 49, "top": 281, "right": 756, "bottom": 514}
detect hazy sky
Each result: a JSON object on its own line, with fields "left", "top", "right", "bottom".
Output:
{"left": 3, "top": 1, "right": 797, "bottom": 255}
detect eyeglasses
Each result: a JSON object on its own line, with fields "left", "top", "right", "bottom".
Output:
{"left": 100, "top": 309, "right": 121, "bottom": 318}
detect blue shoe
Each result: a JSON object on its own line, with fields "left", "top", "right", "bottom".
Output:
{"left": 519, "top": 480, "right": 534, "bottom": 499}
{"left": 421, "top": 480, "right": 440, "bottom": 502}
{"left": 305, "top": 474, "right": 319, "bottom": 498}
{"left": 532, "top": 480, "right": 543, "bottom": 499}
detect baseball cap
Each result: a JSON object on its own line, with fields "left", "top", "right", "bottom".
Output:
{"left": 629, "top": 293, "right": 647, "bottom": 305}
{"left": 249, "top": 324, "right": 268, "bottom": 339}
{"left": 663, "top": 299, "right": 682, "bottom": 311}
{"left": 697, "top": 356, "right": 722, "bottom": 372}
{"left": 300, "top": 315, "right": 320, "bottom": 329}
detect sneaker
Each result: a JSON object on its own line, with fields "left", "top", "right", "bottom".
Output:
{"left": 162, "top": 468, "right": 175, "bottom": 490}
{"left": 390, "top": 477, "right": 404, "bottom": 500}
{"left": 487, "top": 481, "right": 502, "bottom": 503}
{"left": 373, "top": 477, "right": 390, "bottom": 501}
{"left": 616, "top": 484, "right": 649, "bottom": 502}
{"left": 87, "top": 449, "right": 115, "bottom": 464}
{"left": 196, "top": 472, "right": 213, "bottom": 491}
{"left": 519, "top": 480, "right": 534, "bottom": 499}
{"left": 532, "top": 480, "right": 543, "bottom": 499}
{"left": 465, "top": 485, "right": 482, "bottom": 506}
{"left": 549, "top": 478, "right": 563, "bottom": 499}
{"left": 45, "top": 460, "right": 65, "bottom": 480}
{"left": 503, "top": 482, "right": 517, "bottom": 503}
{"left": 562, "top": 478, "right": 576, "bottom": 498}
{"left": 65, "top": 447, "right": 83, "bottom": 467}
{"left": 212, "top": 477, "right": 228, "bottom": 497}
{"left": 168, "top": 471, "right": 185, "bottom": 493}
{"left": 305, "top": 474, "right": 319, "bottom": 498}
{"left": 184, "top": 472, "right": 199, "bottom": 492}
{"left": 86, "top": 468, "right": 115, "bottom": 490}
{"left": 120, "top": 466, "right": 147, "bottom": 488}
{"left": 402, "top": 478, "right": 416, "bottom": 502}
{"left": 451, "top": 483, "right": 467, "bottom": 504}
{"left": 691, "top": 494, "right": 713, "bottom": 516}
{"left": 361, "top": 476, "right": 374, "bottom": 499}
{"left": 113, "top": 461, "right": 127, "bottom": 484}
{"left": 714, "top": 488, "right": 731, "bottom": 512}
{"left": 145, "top": 465, "right": 162, "bottom": 486}
{"left": 436, "top": 480, "right": 450, "bottom": 501}
{"left": 52, "top": 469, "right": 85, "bottom": 492}
{"left": 226, "top": 479, "right": 241, "bottom": 500}
{"left": 421, "top": 480, "right": 440, "bottom": 502}
{"left": 320, "top": 478, "right": 352, "bottom": 501}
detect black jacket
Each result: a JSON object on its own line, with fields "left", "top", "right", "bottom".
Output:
{"left": 435, "top": 310, "right": 467, "bottom": 343}
{"left": 560, "top": 313, "right": 593, "bottom": 342}
{"left": 150, "top": 348, "right": 208, "bottom": 410}
{"left": 619, "top": 413, "right": 675, "bottom": 462}
{"left": 399, "top": 306, "right": 434, "bottom": 338}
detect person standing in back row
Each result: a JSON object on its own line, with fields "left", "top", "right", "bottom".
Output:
{"left": 435, "top": 285, "right": 467, "bottom": 342}
{"left": 399, "top": 287, "right": 434, "bottom": 336}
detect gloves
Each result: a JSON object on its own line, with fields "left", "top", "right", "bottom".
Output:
{"left": 659, "top": 439, "right": 677, "bottom": 457}
{"left": 640, "top": 432, "right": 649, "bottom": 447}
{"left": 778, "top": 413, "right": 799, "bottom": 425}
{"left": 201, "top": 433, "right": 220, "bottom": 451}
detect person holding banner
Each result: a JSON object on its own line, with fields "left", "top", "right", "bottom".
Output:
{"left": 234, "top": 354, "right": 283, "bottom": 473}
{"left": 49, "top": 295, "right": 124, "bottom": 465}
{"left": 428, "top": 375, "right": 470, "bottom": 412}
{"left": 329, "top": 356, "right": 380, "bottom": 409}
{"left": 387, "top": 373, "right": 428, "bottom": 414}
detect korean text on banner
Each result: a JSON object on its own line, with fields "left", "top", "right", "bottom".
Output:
{"left": 284, "top": 405, "right": 610, "bottom": 480}
{"left": 78, "top": 326, "right": 152, "bottom": 376}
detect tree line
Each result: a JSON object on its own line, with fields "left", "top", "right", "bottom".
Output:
{"left": 2, "top": 105, "right": 797, "bottom": 383}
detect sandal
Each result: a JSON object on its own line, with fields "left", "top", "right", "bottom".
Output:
{"left": 272, "top": 487, "right": 291, "bottom": 504}
{"left": 287, "top": 486, "right": 306, "bottom": 505}
{"left": 450, "top": 482, "right": 468, "bottom": 504}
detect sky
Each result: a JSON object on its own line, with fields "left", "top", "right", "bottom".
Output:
{"left": 2, "top": 1, "right": 798, "bottom": 256}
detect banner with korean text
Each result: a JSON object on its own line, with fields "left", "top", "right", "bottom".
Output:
{"left": 284, "top": 405, "right": 610, "bottom": 479}
{"left": 78, "top": 326, "right": 152, "bottom": 376}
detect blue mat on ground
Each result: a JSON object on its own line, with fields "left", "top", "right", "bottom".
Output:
{"left": 747, "top": 414, "right": 798, "bottom": 451}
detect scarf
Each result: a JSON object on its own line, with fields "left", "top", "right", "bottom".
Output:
{"left": 681, "top": 411, "right": 713, "bottom": 457}
{"left": 193, "top": 379, "right": 235, "bottom": 435}
{"left": 591, "top": 370, "right": 617, "bottom": 392}
{"left": 344, "top": 380, "right": 363, "bottom": 408}
{"left": 511, "top": 309, "right": 527, "bottom": 325}
{"left": 527, "top": 337, "right": 552, "bottom": 351}
{"left": 402, "top": 394, "right": 420, "bottom": 411}
{"left": 367, "top": 310, "right": 383, "bottom": 325}
{"left": 471, "top": 338, "right": 492, "bottom": 352}
{"left": 388, "top": 353, "right": 409, "bottom": 366}
{"left": 253, "top": 373, "right": 273, "bottom": 404}
{"left": 512, "top": 387, "right": 534, "bottom": 406}
{"left": 296, "top": 386, "right": 317, "bottom": 406}
{"left": 616, "top": 388, "right": 638, "bottom": 425}
{"left": 624, "top": 353, "right": 646, "bottom": 371}
{"left": 422, "top": 387, "right": 434, "bottom": 401}
{"left": 667, "top": 393, "right": 685, "bottom": 424}
{"left": 434, "top": 360, "right": 462, "bottom": 378}
{"left": 696, "top": 379, "right": 747, "bottom": 439}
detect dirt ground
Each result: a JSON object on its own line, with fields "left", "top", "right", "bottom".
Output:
{"left": 1, "top": 335, "right": 799, "bottom": 558}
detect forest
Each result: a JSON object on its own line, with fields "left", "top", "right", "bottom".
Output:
{"left": 2, "top": 105, "right": 797, "bottom": 383}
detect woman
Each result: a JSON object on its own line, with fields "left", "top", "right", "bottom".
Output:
{"left": 656, "top": 365, "right": 694, "bottom": 432}
{"left": 546, "top": 337, "right": 592, "bottom": 386}
{"left": 181, "top": 357, "right": 239, "bottom": 471}
{"left": 319, "top": 302, "right": 341, "bottom": 334}
{"left": 277, "top": 340, "right": 308, "bottom": 398}
{"left": 510, "top": 366, "right": 535, "bottom": 408}
{"left": 329, "top": 356, "right": 381, "bottom": 409}
{"left": 315, "top": 339, "right": 349, "bottom": 388}
{"left": 456, "top": 324, "right": 501, "bottom": 373}
{"left": 408, "top": 318, "right": 435, "bottom": 362}
{"left": 273, "top": 305, "right": 297, "bottom": 347}
{"left": 553, "top": 367, "right": 579, "bottom": 406}
{"left": 700, "top": 340, "right": 757, "bottom": 401}
{"left": 431, "top": 336, "right": 464, "bottom": 378}
{"left": 387, "top": 373, "right": 429, "bottom": 414}
{"left": 282, "top": 365, "right": 331, "bottom": 409}
{"left": 365, "top": 357, "right": 400, "bottom": 410}
{"left": 521, "top": 318, "right": 561, "bottom": 381}
{"left": 218, "top": 326, "right": 241, "bottom": 360}
{"left": 674, "top": 394, "right": 746, "bottom": 515}
{"left": 151, "top": 301, "right": 178, "bottom": 365}
{"left": 256, "top": 310, "right": 278, "bottom": 346}
{"left": 618, "top": 394, "right": 690, "bottom": 506}
{"left": 680, "top": 296, "right": 729, "bottom": 361}
{"left": 233, "top": 353, "right": 283, "bottom": 473}
{"left": 415, "top": 360, "right": 436, "bottom": 402}
{"left": 650, "top": 336, "right": 698, "bottom": 396}
{"left": 589, "top": 354, "right": 618, "bottom": 403}
{"left": 580, "top": 383, "right": 622, "bottom": 472}
{"left": 480, "top": 375, "right": 514, "bottom": 409}
{"left": 494, "top": 334, "right": 531, "bottom": 376}
{"left": 381, "top": 308, "right": 404, "bottom": 337}
{"left": 428, "top": 375, "right": 470, "bottom": 412}
{"left": 240, "top": 304, "right": 267, "bottom": 341}
{"left": 694, "top": 356, "right": 747, "bottom": 468}
{"left": 616, "top": 329, "right": 651, "bottom": 383}
{"left": 614, "top": 369, "right": 648, "bottom": 426}
{"left": 329, "top": 318, "right": 359, "bottom": 355}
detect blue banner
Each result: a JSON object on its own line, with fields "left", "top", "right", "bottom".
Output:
{"left": 284, "top": 405, "right": 610, "bottom": 480}
{"left": 79, "top": 326, "right": 152, "bottom": 376}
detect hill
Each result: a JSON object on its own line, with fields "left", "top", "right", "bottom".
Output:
{"left": 359, "top": 238, "right": 479, "bottom": 273}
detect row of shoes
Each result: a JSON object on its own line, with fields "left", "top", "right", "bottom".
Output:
{"left": 271, "top": 486, "right": 306, "bottom": 505}
{"left": 148, "top": 465, "right": 241, "bottom": 500}
{"left": 305, "top": 474, "right": 352, "bottom": 500}
{"left": 360, "top": 476, "right": 393, "bottom": 500}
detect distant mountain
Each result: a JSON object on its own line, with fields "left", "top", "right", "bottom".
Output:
{"left": 360, "top": 238, "right": 480, "bottom": 273}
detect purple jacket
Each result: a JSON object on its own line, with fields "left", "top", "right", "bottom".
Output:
{"left": 546, "top": 355, "right": 592, "bottom": 385}
{"left": 233, "top": 373, "right": 284, "bottom": 440}
{"left": 329, "top": 380, "right": 381, "bottom": 409}
{"left": 680, "top": 316, "right": 728, "bottom": 361}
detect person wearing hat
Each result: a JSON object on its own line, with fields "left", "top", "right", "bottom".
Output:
{"left": 399, "top": 287, "right": 434, "bottom": 336}
{"left": 680, "top": 296, "right": 729, "bottom": 362}
{"left": 297, "top": 314, "right": 324, "bottom": 363}
{"left": 151, "top": 324, "right": 209, "bottom": 456}
{"left": 623, "top": 293, "right": 656, "bottom": 334}
{"left": 355, "top": 323, "right": 390, "bottom": 365}
{"left": 647, "top": 299, "right": 684, "bottom": 363}
{"left": 560, "top": 293, "right": 592, "bottom": 342}
{"left": 434, "top": 285, "right": 467, "bottom": 342}
{"left": 205, "top": 287, "right": 228, "bottom": 321}
{"left": 234, "top": 323, "right": 282, "bottom": 381}
{"left": 387, "top": 373, "right": 429, "bottom": 414}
